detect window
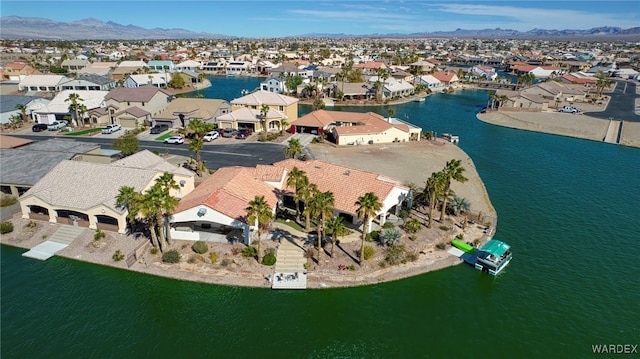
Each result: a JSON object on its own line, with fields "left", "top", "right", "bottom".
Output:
{"left": 278, "top": 106, "right": 284, "bottom": 111}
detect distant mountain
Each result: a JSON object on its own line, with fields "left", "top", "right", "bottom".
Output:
{"left": 2, "top": 16, "right": 639, "bottom": 40}
{"left": 0, "top": 16, "right": 231, "bottom": 40}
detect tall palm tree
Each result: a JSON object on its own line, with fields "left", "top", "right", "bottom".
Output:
{"left": 307, "top": 190, "right": 334, "bottom": 265}
{"left": 155, "top": 173, "right": 179, "bottom": 245}
{"left": 439, "top": 159, "right": 468, "bottom": 221}
{"left": 284, "top": 138, "right": 303, "bottom": 159}
{"left": 595, "top": 70, "right": 613, "bottom": 98}
{"left": 65, "top": 92, "right": 84, "bottom": 128}
{"left": 326, "top": 216, "right": 348, "bottom": 258}
{"left": 355, "top": 192, "right": 382, "bottom": 265}
{"left": 116, "top": 185, "right": 141, "bottom": 230}
{"left": 377, "top": 67, "right": 389, "bottom": 102}
{"left": 246, "top": 195, "right": 273, "bottom": 263}
{"left": 188, "top": 137, "right": 205, "bottom": 174}
{"left": 260, "top": 104, "right": 270, "bottom": 132}
{"left": 424, "top": 171, "right": 446, "bottom": 228}
{"left": 285, "top": 167, "right": 308, "bottom": 222}
{"left": 279, "top": 117, "right": 289, "bottom": 136}
{"left": 187, "top": 119, "right": 213, "bottom": 173}
{"left": 302, "top": 183, "right": 319, "bottom": 231}
{"left": 138, "top": 186, "right": 164, "bottom": 251}
{"left": 15, "top": 103, "right": 28, "bottom": 123}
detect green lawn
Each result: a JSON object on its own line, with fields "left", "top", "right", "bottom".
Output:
{"left": 155, "top": 132, "right": 174, "bottom": 141}
{"left": 64, "top": 128, "right": 103, "bottom": 136}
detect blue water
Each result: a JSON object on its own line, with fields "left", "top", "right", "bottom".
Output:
{"left": 2, "top": 79, "right": 639, "bottom": 358}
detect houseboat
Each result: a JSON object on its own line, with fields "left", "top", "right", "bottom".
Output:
{"left": 441, "top": 133, "right": 459, "bottom": 144}
{"left": 474, "top": 239, "right": 512, "bottom": 275}
{"left": 449, "top": 239, "right": 512, "bottom": 276}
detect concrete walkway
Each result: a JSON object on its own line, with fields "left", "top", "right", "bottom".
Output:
{"left": 283, "top": 132, "right": 316, "bottom": 147}
{"left": 603, "top": 120, "right": 621, "bottom": 144}
{"left": 22, "top": 225, "right": 86, "bottom": 260}
{"left": 272, "top": 237, "right": 307, "bottom": 289}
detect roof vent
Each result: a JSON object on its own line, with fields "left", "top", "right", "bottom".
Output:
{"left": 197, "top": 208, "right": 207, "bottom": 217}
{"left": 344, "top": 170, "right": 350, "bottom": 176}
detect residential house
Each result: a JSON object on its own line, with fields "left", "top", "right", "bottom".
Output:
{"left": 470, "top": 65, "right": 498, "bottom": 81}
{"left": 110, "top": 60, "right": 149, "bottom": 81}
{"left": 59, "top": 74, "right": 118, "bottom": 91}
{"left": 202, "top": 61, "right": 226, "bottom": 73}
{"left": 336, "top": 82, "right": 376, "bottom": 101}
{"left": 153, "top": 98, "right": 231, "bottom": 128}
{"left": 77, "top": 61, "right": 117, "bottom": 77}
{"left": 290, "top": 110, "right": 422, "bottom": 144}
{"left": 175, "top": 59, "right": 202, "bottom": 72}
{"left": 408, "top": 59, "right": 435, "bottom": 75}
{"left": 0, "top": 95, "right": 47, "bottom": 124}
{"left": 353, "top": 61, "right": 387, "bottom": 75}
{"left": 1, "top": 138, "right": 118, "bottom": 198}
{"left": 169, "top": 159, "right": 411, "bottom": 243}
{"left": 226, "top": 61, "right": 253, "bottom": 76}
{"left": 31, "top": 90, "right": 109, "bottom": 126}
{"left": 415, "top": 75, "right": 442, "bottom": 91}
{"left": 18, "top": 74, "right": 71, "bottom": 92}
{"left": 103, "top": 86, "right": 172, "bottom": 128}
{"left": 230, "top": 90, "right": 299, "bottom": 124}
{"left": 260, "top": 76, "right": 286, "bottom": 94}
{"left": 1, "top": 61, "right": 41, "bottom": 81}
{"left": 125, "top": 74, "right": 172, "bottom": 88}
{"left": 431, "top": 71, "right": 460, "bottom": 88}
{"left": 216, "top": 106, "right": 286, "bottom": 132}
{"left": 147, "top": 60, "right": 175, "bottom": 72}
{"left": 61, "top": 59, "right": 90, "bottom": 72}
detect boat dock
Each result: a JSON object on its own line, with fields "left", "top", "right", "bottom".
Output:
{"left": 447, "top": 246, "right": 479, "bottom": 266}
{"left": 271, "top": 238, "right": 307, "bottom": 289}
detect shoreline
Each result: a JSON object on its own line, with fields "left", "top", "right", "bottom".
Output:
{"left": 1, "top": 140, "right": 495, "bottom": 289}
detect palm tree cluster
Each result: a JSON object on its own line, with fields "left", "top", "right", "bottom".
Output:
{"left": 115, "top": 173, "right": 179, "bottom": 252}
{"left": 595, "top": 70, "right": 614, "bottom": 99}
{"left": 283, "top": 166, "right": 383, "bottom": 266}
{"left": 422, "top": 159, "right": 469, "bottom": 228}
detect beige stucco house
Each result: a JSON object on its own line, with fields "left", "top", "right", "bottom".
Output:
{"left": 230, "top": 90, "right": 298, "bottom": 127}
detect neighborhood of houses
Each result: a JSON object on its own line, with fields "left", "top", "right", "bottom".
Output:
{"left": 1, "top": 37, "right": 638, "bottom": 272}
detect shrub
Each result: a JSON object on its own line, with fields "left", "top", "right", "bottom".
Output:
{"left": 405, "top": 251, "right": 419, "bottom": 262}
{"left": 209, "top": 252, "right": 219, "bottom": 264}
{"left": 220, "top": 258, "right": 232, "bottom": 267}
{"left": 363, "top": 245, "right": 376, "bottom": 260}
{"left": 384, "top": 244, "right": 406, "bottom": 266}
{"left": 0, "top": 221, "right": 14, "bottom": 234}
{"left": 398, "top": 209, "right": 410, "bottom": 219}
{"left": 231, "top": 245, "right": 243, "bottom": 256}
{"left": 438, "top": 225, "right": 450, "bottom": 231}
{"left": 382, "top": 222, "right": 395, "bottom": 229}
{"left": 262, "top": 248, "right": 277, "bottom": 266}
{"left": 365, "top": 230, "right": 379, "bottom": 242}
{"left": 188, "top": 254, "right": 205, "bottom": 264}
{"left": 149, "top": 247, "right": 159, "bottom": 255}
{"left": 0, "top": 194, "right": 18, "bottom": 207}
{"left": 435, "top": 242, "right": 447, "bottom": 250}
{"left": 192, "top": 240, "right": 209, "bottom": 254}
{"left": 380, "top": 228, "right": 401, "bottom": 246}
{"left": 348, "top": 265, "right": 356, "bottom": 271}
{"left": 94, "top": 228, "right": 106, "bottom": 241}
{"left": 242, "top": 246, "right": 257, "bottom": 258}
{"left": 162, "top": 250, "right": 180, "bottom": 263}
{"left": 112, "top": 249, "right": 125, "bottom": 262}
{"left": 24, "top": 220, "right": 38, "bottom": 229}
{"left": 404, "top": 218, "right": 421, "bottom": 234}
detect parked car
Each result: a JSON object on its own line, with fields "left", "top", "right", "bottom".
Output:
{"left": 32, "top": 123, "right": 48, "bottom": 132}
{"left": 150, "top": 124, "right": 169, "bottom": 134}
{"left": 47, "top": 120, "right": 69, "bottom": 131}
{"left": 222, "top": 128, "right": 237, "bottom": 138}
{"left": 101, "top": 124, "right": 122, "bottom": 134}
{"left": 558, "top": 106, "right": 579, "bottom": 113}
{"left": 164, "top": 135, "right": 184, "bottom": 144}
{"left": 203, "top": 131, "right": 219, "bottom": 142}
{"left": 235, "top": 128, "right": 252, "bottom": 140}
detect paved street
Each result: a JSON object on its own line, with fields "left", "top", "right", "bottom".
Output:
{"left": 584, "top": 80, "right": 640, "bottom": 122}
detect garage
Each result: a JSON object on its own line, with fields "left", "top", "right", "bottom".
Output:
{"left": 119, "top": 118, "right": 138, "bottom": 129}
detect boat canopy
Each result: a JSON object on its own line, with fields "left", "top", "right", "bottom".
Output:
{"left": 480, "top": 240, "right": 510, "bottom": 257}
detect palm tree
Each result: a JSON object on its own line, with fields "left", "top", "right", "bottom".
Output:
{"left": 424, "top": 171, "right": 446, "bottom": 228}
{"left": 448, "top": 196, "right": 471, "bottom": 216}
{"left": 279, "top": 117, "right": 289, "bottom": 136}
{"left": 65, "top": 92, "right": 84, "bottom": 128}
{"left": 377, "top": 67, "right": 389, "bottom": 102}
{"left": 154, "top": 173, "right": 179, "bottom": 245}
{"left": 326, "top": 216, "right": 348, "bottom": 258}
{"left": 246, "top": 195, "right": 274, "bottom": 263}
{"left": 284, "top": 138, "right": 303, "bottom": 159}
{"left": 187, "top": 119, "right": 213, "bottom": 173}
{"left": 285, "top": 167, "right": 308, "bottom": 222}
{"left": 116, "top": 185, "right": 141, "bottom": 230}
{"left": 15, "top": 103, "right": 28, "bottom": 123}
{"left": 260, "top": 104, "right": 270, "bottom": 132}
{"left": 188, "top": 137, "right": 205, "bottom": 174}
{"left": 386, "top": 107, "right": 395, "bottom": 121}
{"left": 439, "top": 159, "right": 468, "bottom": 221}
{"left": 355, "top": 192, "right": 382, "bottom": 265}
{"left": 595, "top": 71, "right": 613, "bottom": 98}
{"left": 139, "top": 186, "right": 164, "bottom": 251}
{"left": 302, "top": 183, "right": 318, "bottom": 231}
{"left": 302, "top": 83, "right": 316, "bottom": 99}
{"left": 307, "top": 190, "right": 334, "bottom": 265}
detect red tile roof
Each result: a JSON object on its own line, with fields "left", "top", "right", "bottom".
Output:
{"left": 275, "top": 159, "right": 407, "bottom": 215}
{"left": 176, "top": 166, "right": 281, "bottom": 221}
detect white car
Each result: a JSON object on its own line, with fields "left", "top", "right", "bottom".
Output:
{"left": 203, "top": 131, "right": 219, "bottom": 142}
{"left": 102, "top": 124, "right": 122, "bottom": 134}
{"left": 164, "top": 136, "right": 184, "bottom": 144}
{"left": 558, "top": 106, "right": 579, "bottom": 113}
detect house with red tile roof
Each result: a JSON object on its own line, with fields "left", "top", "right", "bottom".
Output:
{"left": 431, "top": 71, "right": 460, "bottom": 87}
{"left": 1, "top": 62, "right": 41, "bottom": 81}
{"left": 290, "top": 110, "right": 421, "bottom": 144}
{"left": 169, "top": 159, "right": 412, "bottom": 244}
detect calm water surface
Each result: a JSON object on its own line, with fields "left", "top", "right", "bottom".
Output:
{"left": 2, "top": 78, "right": 639, "bottom": 358}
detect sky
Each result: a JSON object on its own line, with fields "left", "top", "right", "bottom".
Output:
{"left": 1, "top": 1, "right": 638, "bottom": 38}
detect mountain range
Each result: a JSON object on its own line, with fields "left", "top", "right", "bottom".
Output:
{"left": 2, "top": 16, "right": 639, "bottom": 40}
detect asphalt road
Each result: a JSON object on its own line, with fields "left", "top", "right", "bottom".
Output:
{"left": 12, "top": 135, "right": 287, "bottom": 169}
{"left": 583, "top": 80, "right": 640, "bottom": 122}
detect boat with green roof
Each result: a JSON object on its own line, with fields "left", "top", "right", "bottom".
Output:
{"left": 449, "top": 239, "right": 512, "bottom": 275}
